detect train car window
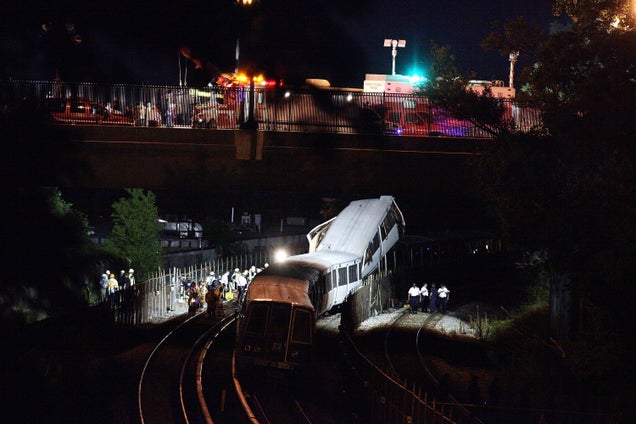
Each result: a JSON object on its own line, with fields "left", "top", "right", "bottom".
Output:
{"left": 381, "top": 211, "right": 397, "bottom": 240}
{"left": 291, "top": 309, "right": 312, "bottom": 344}
{"left": 338, "top": 267, "right": 347, "bottom": 286}
{"left": 390, "top": 205, "right": 405, "bottom": 234}
{"left": 246, "top": 303, "right": 269, "bottom": 336}
{"left": 368, "top": 231, "right": 380, "bottom": 254}
{"left": 269, "top": 304, "right": 291, "bottom": 341}
{"left": 348, "top": 264, "right": 358, "bottom": 282}
{"left": 364, "top": 247, "right": 372, "bottom": 267}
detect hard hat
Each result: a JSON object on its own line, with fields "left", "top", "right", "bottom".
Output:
{"left": 210, "top": 272, "right": 214, "bottom": 276}
{"left": 234, "top": 268, "right": 239, "bottom": 272}
{"left": 129, "top": 268, "right": 134, "bottom": 273}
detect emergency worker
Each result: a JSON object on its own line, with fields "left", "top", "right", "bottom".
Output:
{"left": 437, "top": 284, "right": 450, "bottom": 314}
{"left": 407, "top": 283, "right": 420, "bottom": 314}
{"left": 99, "top": 273, "right": 108, "bottom": 299}
{"left": 237, "top": 271, "right": 248, "bottom": 302}
{"left": 187, "top": 281, "right": 199, "bottom": 316}
{"left": 420, "top": 283, "right": 429, "bottom": 312}
{"left": 230, "top": 268, "right": 241, "bottom": 292}
{"left": 429, "top": 283, "right": 438, "bottom": 313}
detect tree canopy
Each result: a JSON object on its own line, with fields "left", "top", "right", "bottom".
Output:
{"left": 421, "top": 2, "right": 636, "bottom": 319}
{"left": 104, "top": 189, "right": 163, "bottom": 279}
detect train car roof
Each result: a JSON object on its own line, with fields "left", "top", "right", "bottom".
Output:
{"left": 285, "top": 250, "right": 360, "bottom": 269}
{"left": 246, "top": 277, "right": 313, "bottom": 308}
{"left": 315, "top": 195, "right": 401, "bottom": 255}
{"left": 261, "top": 251, "right": 359, "bottom": 283}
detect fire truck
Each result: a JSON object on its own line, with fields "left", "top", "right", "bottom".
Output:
{"left": 191, "top": 89, "right": 240, "bottom": 129}
{"left": 191, "top": 73, "right": 276, "bottom": 129}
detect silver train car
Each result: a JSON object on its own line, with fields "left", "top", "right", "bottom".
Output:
{"left": 308, "top": 195, "right": 405, "bottom": 279}
{"left": 236, "top": 196, "right": 405, "bottom": 370}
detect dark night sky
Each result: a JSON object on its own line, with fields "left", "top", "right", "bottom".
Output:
{"left": 2, "top": 0, "right": 560, "bottom": 88}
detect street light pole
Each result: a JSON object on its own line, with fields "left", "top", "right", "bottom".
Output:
{"left": 383, "top": 39, "right": 406, "bottom": 75}
{"left": 235, "top": 0, "right": 259, "bottom": 75}
{"left": 509, "top": 51, "right": 519, "bottom": 88}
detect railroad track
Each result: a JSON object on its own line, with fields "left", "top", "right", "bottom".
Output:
{"left": 137, "top": 301, "right": 481, "bottom": 424}
{"left": 339, "top": 309, "right": 486, "bottom": 423}
{"left": 137, "top": 307, "right": 345, "bottom": 424}
{"left": 377, "top": 309, "right": 449, "bottom": 398}
{"left": 232, "top": 325, "right": 350, "bottom": 424}
{"left": 138, "top": 310, "right": 247, "bottom": 424}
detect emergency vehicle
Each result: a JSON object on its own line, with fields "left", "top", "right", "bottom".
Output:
{"left": 191, "top": 73, "right": 276, "bottom": 129}
{"left": 362, "top": 74, "right": 433, "bottom": 135}
{"left": 466, "top": 80, "right": 515, "bottom": 98}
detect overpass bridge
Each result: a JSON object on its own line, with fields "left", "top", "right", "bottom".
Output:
{"left": 56, "top": 125, "right": 490, "bottom": 231}
{"left": 4, "top": 79, "right": 515, "bottom": 229}
{"left": 62, "top": 124, "right": 482, "bottom": 189}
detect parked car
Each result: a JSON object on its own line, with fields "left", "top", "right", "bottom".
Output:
{"left": 41, "top": 98, "right": 134, "bottom": 125}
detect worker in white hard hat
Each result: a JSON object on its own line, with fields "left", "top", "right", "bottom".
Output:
{"left": 230, "top": 268, "right": 241, "bottom": 293}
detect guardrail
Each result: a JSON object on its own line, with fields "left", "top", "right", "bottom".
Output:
{"left": 1, "top": 79, "right": 543, "bottom": 137}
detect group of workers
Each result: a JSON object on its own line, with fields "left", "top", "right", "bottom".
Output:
{"left": 407, "top": 282, "right": 450, "bottom": 314}
{"left": 98, "top": 268, "right": 135, "bottom": 299}
{"left": 184, "top": 263, "right": 270, "bottom": 317}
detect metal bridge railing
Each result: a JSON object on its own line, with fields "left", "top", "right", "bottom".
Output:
{"left": 1, "top": 80, "right": 543, "bottom": 137}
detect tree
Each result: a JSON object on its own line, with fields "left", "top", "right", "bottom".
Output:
{"left": 0, "top": 186, "right": 111, "bottom": 327}
{"left": 104, "top": 189, "right": 163, "bottom": 279}
{"left": 553, "top": 0, "right": 635, "bottom": 31}
{"left": 0, "top": 105, "right": 108, "bottom": 326}
{"left": 417, "top": 43, "right": 516, "bottom": 138}
{"left": 424, "top": 1, "right": 636, "bottom": 329}
{"left": 481, "top": 16, "right": 548, "bottom": 62}
{"left": 517, "top": 4, "right": 636, "bottom": 311}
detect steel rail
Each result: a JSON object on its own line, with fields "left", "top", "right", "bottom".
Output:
{"left": 193, "top": 313, "right": 239, "bottom": 424}
{"left": 138, "top": 311, "right": 203, "bottom": 424}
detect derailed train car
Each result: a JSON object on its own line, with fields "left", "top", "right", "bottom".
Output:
{"left": 235, "top": 196, "right": 405, "bottom": 371}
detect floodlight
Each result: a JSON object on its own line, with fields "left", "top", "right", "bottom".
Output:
{"left": 383, "top": 38, "right": 407, "bottom": 75}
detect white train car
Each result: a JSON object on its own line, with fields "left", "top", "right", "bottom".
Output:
{"left": 307, "top": 195, "right": 405, "bottom": 278}
{"left": 282, "top": 250, "right": 361, "bottom": 316}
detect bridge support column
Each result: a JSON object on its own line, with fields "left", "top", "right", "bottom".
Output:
{"left": 235, "top": 130, "right": 263, "bottom": 160}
